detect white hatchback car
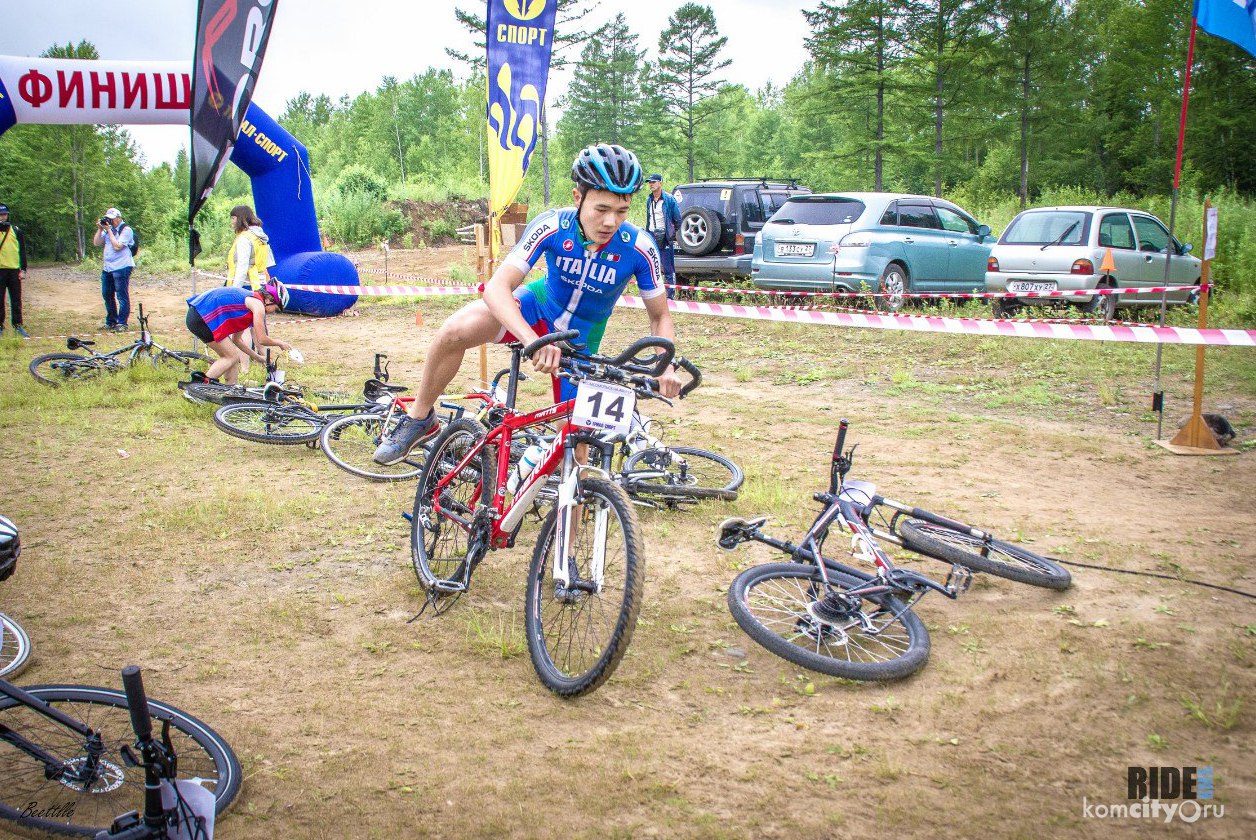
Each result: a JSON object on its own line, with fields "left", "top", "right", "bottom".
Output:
{"left": 985, "top": 206, "right": 1201, "bottom": 319}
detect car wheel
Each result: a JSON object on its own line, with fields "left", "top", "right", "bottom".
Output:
{"left": 678, "top": 208, "right": 722, "bottom": 256}
{"left": 1081, "top": 282, "right": 1117, "bottom": 321}
{"left": 876, "top": 263, "right": 910, "bottom": 313}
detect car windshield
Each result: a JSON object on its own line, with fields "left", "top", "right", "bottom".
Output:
{"left": 1002, "top": 211, "right": 1089, "bottom": 245}
{"left": 770, "top": 197, "right": 865, "bottom": 226}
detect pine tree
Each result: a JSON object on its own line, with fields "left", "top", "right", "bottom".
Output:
{"left": 655, "top": 3, "right": 732, "bottom": 182}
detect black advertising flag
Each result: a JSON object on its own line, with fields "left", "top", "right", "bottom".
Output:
{"left": 189, "top": 0, "right": 280, "bottom": 238}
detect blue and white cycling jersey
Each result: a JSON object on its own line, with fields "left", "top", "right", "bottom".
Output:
{"left": 503, "top": 207, "right": 666, "bottom": 343}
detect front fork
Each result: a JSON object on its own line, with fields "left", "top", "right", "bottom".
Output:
{"left": 552, "top": 437, "right": 608, "bottom": 594}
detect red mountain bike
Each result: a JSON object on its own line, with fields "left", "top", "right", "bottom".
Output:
{"left": 411, "top": 331, "right": 690, "bottom": 696}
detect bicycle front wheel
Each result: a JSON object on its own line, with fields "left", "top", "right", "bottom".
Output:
{"left": 623, "top": 445, "right": 743, "bottom": 503}
{"left": 412, "top": 418, "right": 491, "bottom": 589}
{"left": 897, "top": 519, "right": 1071, "bottom": 590}
{"left": 29, "top": 353, "right": 109, "bottom": 387}
{"left": 0, "top": 613, "right": 31, "bottom": 678}
{"left": 146, "top": 348, "right": 212, "bottom": 373}
{"left": 525, "top": 478, "right": 645, "bottom": 697}
{"left": 212, "top": 403, "right": 324, "bottom": 445}
{"left": 727, "top": 562, "right": 930, "bottom": 681}
{"left": 0, "top": 685, "right": 241, "bottom": 837}
{"left": 323, "top": 413, "right": 425, "bottom": 481}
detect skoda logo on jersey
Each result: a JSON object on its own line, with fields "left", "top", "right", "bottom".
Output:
{"left": 562, "top": 239, "right": 573, "bottom": 251}
{"left": 560, "top": 216, "right": 571, "bottom": 229}
{"left": 620, "top": 231, "right": 631, "bottom": 243}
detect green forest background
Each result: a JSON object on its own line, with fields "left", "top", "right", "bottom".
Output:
{"left": 1, "top": 0, "right": 1254, "bottom": 320}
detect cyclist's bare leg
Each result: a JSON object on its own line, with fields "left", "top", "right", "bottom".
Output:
{"left": 406, "top": 299, "right": 503, "bottom": 420}
{"left": 206, "top": 339, "right": 244, "bottom": 383}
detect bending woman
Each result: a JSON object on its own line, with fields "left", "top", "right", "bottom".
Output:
{"left": 185, "top": 281, "right": 293, "bottom": 384}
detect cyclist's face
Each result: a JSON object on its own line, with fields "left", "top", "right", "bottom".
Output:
{"left": 575, "top": 188, "right": 632, "bottom": 245}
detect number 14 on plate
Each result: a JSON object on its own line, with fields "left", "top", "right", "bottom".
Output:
{"left": 571, "top": 380, "right": 636, "bottom": 435}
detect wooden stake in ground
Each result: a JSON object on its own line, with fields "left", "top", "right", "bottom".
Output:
{"left": 1163, "top": 201, "right": 1232, "bottom": 455}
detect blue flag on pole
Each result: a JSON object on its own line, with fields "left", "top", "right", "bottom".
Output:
{"left": 485, "top": 0, "right": 558, "bottom": 220}
{"left": 1195, "top": 0, "right": 1256, "bottom": 57}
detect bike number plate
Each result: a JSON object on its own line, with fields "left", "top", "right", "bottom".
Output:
{"left": 572, "top": 380, "right": 636, "bottom": 435}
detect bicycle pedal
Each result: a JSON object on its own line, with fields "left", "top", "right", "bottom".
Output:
{"left": 946, "top": 564, "right": 974, "bottom": 595}
{"left": 431, "top": 579, "right": 468, "bottom": 594}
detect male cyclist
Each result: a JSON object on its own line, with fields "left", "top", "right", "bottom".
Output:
{"left": 375, "top": 143, "right": 682, "bottom": 465}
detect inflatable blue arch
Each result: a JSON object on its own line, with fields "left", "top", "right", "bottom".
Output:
{"left": 0, "top": 55, "right": 358, "bottom": 316}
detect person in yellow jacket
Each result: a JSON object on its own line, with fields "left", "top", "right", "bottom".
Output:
{"left": 226, "top": 205, "right": 275, "bottom": 290}
{"left": 0, "top": 203, "right": 29, "bottom": 339}
{"left": 225, "top": 205, "right": 276, "bottom": 372}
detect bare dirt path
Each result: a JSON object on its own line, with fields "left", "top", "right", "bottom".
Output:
{"left": 2, "top": 257, "right": 1253, "bottom": 838}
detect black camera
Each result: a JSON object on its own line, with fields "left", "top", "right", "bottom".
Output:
{"left": 0, "top": 220, "right": 9, "bottom": 231}
{"left": 99, "top": 216, "right": 110, "bottom": 226}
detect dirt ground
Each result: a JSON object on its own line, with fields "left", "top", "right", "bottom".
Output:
{"left": 1, "top": 252, "right": 1253, "bottom": 839}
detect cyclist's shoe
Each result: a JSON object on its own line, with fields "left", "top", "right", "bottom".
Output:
{"left": 14, "top": 326, "right": 29, "bottom": 339}
{"left": 112, "top": 323, "right": 129, "bottom": 332}
{"left": 373, "top": 411, "right": 439, "bottom": 465}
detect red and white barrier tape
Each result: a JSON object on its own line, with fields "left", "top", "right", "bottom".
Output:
{"left": 616, "top": 295, "right": 1256, "bottom": 347}
{"left": 286, "top": 283, "right": 481, "bottom": 296}
{"left": 660, "top": 281, "right": 1205, "bottom": 299}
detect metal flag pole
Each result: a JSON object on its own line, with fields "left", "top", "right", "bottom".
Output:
{"left": 1154, "top": 16, "right": 1199, "bottom": 440}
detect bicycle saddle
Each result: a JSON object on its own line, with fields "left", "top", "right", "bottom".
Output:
{"left": 716, "top": 516, "right": 769, "bottom": 550}
{"left": 67, "top": 337, "right": 94, "bottom": 350}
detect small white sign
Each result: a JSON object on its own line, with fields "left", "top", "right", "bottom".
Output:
{"left": 1205, "top": 206, "right": 1218, "bottom": 261}
{"left": 571, "top": 380, "right": 636, "bottom": 435}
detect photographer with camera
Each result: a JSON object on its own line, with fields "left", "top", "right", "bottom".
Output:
{"left": 644, "top": 175, "right": 681, "bottom": 299}
{"left": 0, "top": 203, "right": 28, "bottom": 339}
{"left": 92, "top": 207, "right": 135, "bottom": 332}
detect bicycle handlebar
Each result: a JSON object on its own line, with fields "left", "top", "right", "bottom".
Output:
{"left": 674, "top": 356, "right": 701, "bottom": 398}
{"left": 120, "top": 665, "right": 152, "bottom": 743}
{"left": 521, "top": 329, "right": 582, "bottom": 361}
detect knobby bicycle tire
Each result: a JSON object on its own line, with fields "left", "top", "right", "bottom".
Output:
{"left": 0, "top": 613, "right": 31, "bottom": 679}
{"left": 0, "top": 684, "right": 241, "bottom": 837}
{"left": 622, "top": 445, "right": 743, "bottom": 502}
{"left": 145, "top": 348, "right": 212, "bottom": 372}
{"left": 212, "top": 402, "right": 324, "bottom": 445}
{"left": 727, "top": 562, "right": 930, "bottom": 681}
{"left": 897, "top": 519, "right": 1071, "bottom": 590}
{"left": 411, "top": 418, "right": 491, "bottom": 590}
{"left": 322, "top": 412, "right": 424, "bottom": 482}
{"left": 29, "top": 353, "right": 110, "bottom": 387}
{"left": 525, "top": 478, "right": 645, "bottom": 697}
{"left": 180, "top": 382, "right": 254, "bottom": 406}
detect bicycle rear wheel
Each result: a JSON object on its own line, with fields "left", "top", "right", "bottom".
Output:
{"left": 0, "top": 684, "right": 241, "bottom": 837}
{"left": 897, "top": 519, "right": 1071, "bottom": 590}
{"left": 0, "top": 613, "right": 31, "bottom": 678}
{"left": 622, "top": 445, "right": 743, "bottom": 503}
{"left": 29, "top": 353, "right": 110, "bottom": 387}
{"left": 145, "top": 348, "right": 212, "bottom": 373}
{"left": 412, "top": 418, "right": 491, "bottom": 590}
{"left": 212, "top": 402, "right": 324, "bottom": 445}
{"left": 727, "top": 562, "right": 930, "bottom": 681}
{"left": 323, "top": 413, "right": 425, "bottom": 481}
{"left": 179, "top": 381, "right": 253, "bottom": 405}
{"left": 525, "top": 478, "right": 644, "bottom": 697}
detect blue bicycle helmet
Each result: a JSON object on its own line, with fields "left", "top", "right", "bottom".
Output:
{"left": 571, "top": 144, "right": 644, "bottom": 195}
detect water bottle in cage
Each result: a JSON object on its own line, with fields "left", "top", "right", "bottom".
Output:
{"left": 507, "top": 443, "right": 546, "bottom": 496}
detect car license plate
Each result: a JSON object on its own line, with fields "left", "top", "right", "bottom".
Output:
{"left": 775, "top": 242, "right": 815, "bottom": 258}
{"left": 1008, "top": 281, "right": 1057, "bottom": 293}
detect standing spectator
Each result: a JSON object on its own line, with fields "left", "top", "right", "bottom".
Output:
{"left": 0, "top": 203, "right": 29, "bottom": 339}
{"left": 226, "top": 204, "right": 275, "bottom": 290}
{"left": 93, "top": 207, "right": 135, "bottom": 332}
{"left": 645, "top": 174, "right": 682, "bottom": 299}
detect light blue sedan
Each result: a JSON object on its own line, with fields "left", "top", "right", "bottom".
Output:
{"left": 751, "top": 192, "right": 993, "bottom": 310}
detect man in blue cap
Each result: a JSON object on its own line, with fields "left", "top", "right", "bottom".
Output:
{"left": 644, "top": 174, "right": 682, "bottom": 299}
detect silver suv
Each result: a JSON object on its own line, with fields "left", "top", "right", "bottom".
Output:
{"left": 985, "top": 206, "right": 1201, "bottom": 319}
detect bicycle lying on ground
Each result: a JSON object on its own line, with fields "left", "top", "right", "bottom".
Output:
{"left": 29, "top": 305, "right": 210, "bottom": 386}
{"left": 412, "top": 332, "right": 692, "bottom": 696}
{"left": 0, "top": 514, "right": 29, "bottom": 680}
{"left": 717, "top": 420, "right": 1070, "bottom": 680}
{"left": 0, "top": 665, "right": 241, "bottom": 838}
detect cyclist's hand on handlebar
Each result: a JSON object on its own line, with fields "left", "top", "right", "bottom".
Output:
{"left": 657, "top": 366, "right": 683, "bottom": 399}
{"left": 531, "top": 343, "right": 562, "bottom": 375}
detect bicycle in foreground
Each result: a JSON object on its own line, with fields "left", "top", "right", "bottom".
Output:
{"left": 717, "top": 419, "right": 1070, "bottom": 681}
{"left": 412, "top": 331, "right": 688, "bottom": 696}
{"left": 30, "top": 305, "right": 210, "bottom": 386}
{"left": 0, "top": 665, "right": 240, "bottom": 838}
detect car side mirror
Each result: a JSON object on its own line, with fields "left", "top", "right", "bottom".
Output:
{"left": 977, "top": 224, "right": 991, "bottom": 242}
{"left": 1181, "top": 242, "right": 1193, "bottom": 254}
